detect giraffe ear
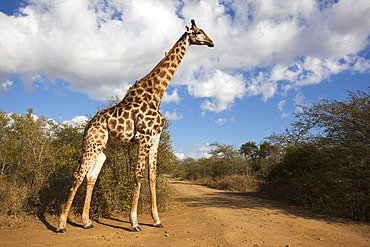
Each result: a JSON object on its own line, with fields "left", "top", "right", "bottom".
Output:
{"left": 185, "top": 25, "right": 190, "bottom": 32}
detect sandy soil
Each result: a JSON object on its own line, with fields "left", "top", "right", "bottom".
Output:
{"left": 0, "top": 178, "right": 369, "bottom": 246}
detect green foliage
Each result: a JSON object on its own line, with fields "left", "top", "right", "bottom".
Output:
{"left": 173, "top": 142, "right": 261, "bottom": 192}
{"left": 157, "top": 120, "right": 176, "bottom": 173}
{"left": 0, "top": 109, "right": 55, "bottom": 214}
{"left": 91, "top": 145, "right": 136, "bottom": 216}
{"left": 238, "top": 140, "right": 282, "bottom": 177}
{"left": 173, "top": 157, "right": 202, "bottom": 180}
{"left": 296, "top": 90, "right": 369, "bottom": 147}
{"left": 41, "top": 122, "right": 85, "bottom": 215}
{"left": 268, "top": 145, "right": 329, "bottom": 181}
{"left": 208, "top": 142, "right": 247, "bottom": 177}
{"left": 265, "top": 90, "right": 370, "bottom": 221}
{"left": 240, "top": 141, "right": 258, "bottom": 161}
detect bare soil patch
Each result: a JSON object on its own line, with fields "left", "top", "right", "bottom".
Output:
{"left": 1, "top": 178, "right": 369, "bottom": 246}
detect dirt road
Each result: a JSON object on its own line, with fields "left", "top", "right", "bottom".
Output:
{"left": 1, "top": 178, "right": 369, "bottom": 246}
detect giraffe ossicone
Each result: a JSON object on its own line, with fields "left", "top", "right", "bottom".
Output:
{"left": 56, "top": 19, "right": 213, "bottom": 233}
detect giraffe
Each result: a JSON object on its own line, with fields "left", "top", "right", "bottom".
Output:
{"left": 56, "top": 20, "right": 214, "bottom": 233}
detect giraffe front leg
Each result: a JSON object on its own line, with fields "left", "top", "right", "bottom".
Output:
{"left": 129, "top": 141, "right": 150, "bottom": 232}
{"left": 148, "top": 132, "right": 162, "bottom": 228}
{"left": 129, "top": 177, "right": 142, "bottom": 232}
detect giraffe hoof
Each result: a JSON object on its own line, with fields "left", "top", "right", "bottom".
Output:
{"left": 130, "top": 226, "right": 141, "bottom": 232}
{"left": 84, "top": 224, "right": 94, "bottom": 229}
{"left": 56, "top": 228, "right": 66, "bottom": 233}
{"left": 152, "top": 223, "right": 163, "bottom": 228}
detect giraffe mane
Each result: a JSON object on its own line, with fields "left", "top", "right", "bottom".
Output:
{"left": 138, "top": 32, "right": 188, "bottom": 82}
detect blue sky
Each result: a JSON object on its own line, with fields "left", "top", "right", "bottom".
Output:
{"left": 0, "top": 0, "right": 369, "bottom": 159}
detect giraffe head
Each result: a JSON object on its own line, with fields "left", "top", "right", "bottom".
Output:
{"left": 186, "top": 19, "right": 214, "bottom": 47}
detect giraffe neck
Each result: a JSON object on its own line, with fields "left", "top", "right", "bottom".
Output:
{"left": 136, "top": 33, "right": 190, "bottom": 104}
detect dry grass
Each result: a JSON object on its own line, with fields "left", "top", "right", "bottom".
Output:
{"left": 0, "top": 181, "right": 30, "bottom": 215}
{"left": 196, "top": 174, "right": 262, "bottom": 192}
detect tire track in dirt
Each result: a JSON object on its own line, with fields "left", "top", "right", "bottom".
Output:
{"left": 170, "top": 179, "right": 370, "bottom": 246}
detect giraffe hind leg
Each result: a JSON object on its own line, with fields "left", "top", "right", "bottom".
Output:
{"left": 56, "top": 159, "right": 90, "bottom": 233}
{"left": 57, "top": 144, "right": 103, "bottom": 233}
{"left": 82, "top": 147, "right": 111, "bottom": 229}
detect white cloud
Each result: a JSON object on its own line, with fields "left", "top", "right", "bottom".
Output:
{"left": 188, "top": 143, "right": 212, "bottom": 159}
{"left": 162, "top": 90, "right": 181, "bottom": 104}
{"left": 0, "top": 0, "right": 184, "bottom": 100}
{"left": 277, "top": 100, "right": 290, "bottom": 118}
{"left": 293, "top": 89, "right": 306, "bottom": 106}
{"left": 245, "top": 72, "right": 278, "bottom": 101}
{"left": 0, "top": 80, "right": 13, "bottom": 94}
{"left": 189, "top": 70, "right": 247, "bottom": 113}
{"left": 278, "top": 100, "right": 286, "bottom": 112}
{"left": 63, "top": 115, "right": 88, "bottom": 127}
{"left": 175, "top": 152, "right": 186, "bottom": 160}
{"left": 164, "top": 111, "right": 183, "bottom": 121}
{"left": 281, "top": 112, "right": 290, "bottom": 118}
{"left": 215, "top": 118, "right": 227, "bottom": 126}
{"left": 292, "top": 89, "right": 308, "bottom": 114}
{"left": 255, "top": 54, "right": 369, "bottom": 95}
{"left": 0, "top": 0, "right": 369, "bottom": 112}
{"left": 180, "top": 0, "right": 369, "bottom": 103}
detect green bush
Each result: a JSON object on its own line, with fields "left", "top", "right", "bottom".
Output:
{"left": 267, "top": 145, "right": 329, "bottom": 181}
{"left": 263, "top": 90, "right": 370, "bottom": 221}
{"left": 173, "top": 143, "right": 262, "bottom": 193}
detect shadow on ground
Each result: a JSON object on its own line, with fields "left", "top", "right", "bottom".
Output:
{"left": 171, "top": 179, "right": 345, "bottom": 224}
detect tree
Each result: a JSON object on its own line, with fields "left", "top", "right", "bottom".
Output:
{"left": 266, "top": 89, "right": 370, "bottom": 221}
{"left": 0, "top": 111, "right": 12, "bottom": 178}
{"left": 239, "top": 141, "right": 281, "bottom": 177}
{"left": 0, "top": 109, "right": 56, "bottom": 214}
{"left": 240, "top": 141, "right": 258, "bottom": 161}
{"left": 210, "top": 142, "right": 238, "bottom": 159}
{"left": 157, "top": 120, "right": 176, "bottom": 173}
{"left": 296, "top": 90, "right": 369, "bottom": 150}
{"left": 257, "top": 141, "right": 281, "bottom": 177}
{"left": 208, "top": 142, "right": 245, "bottom": 177}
